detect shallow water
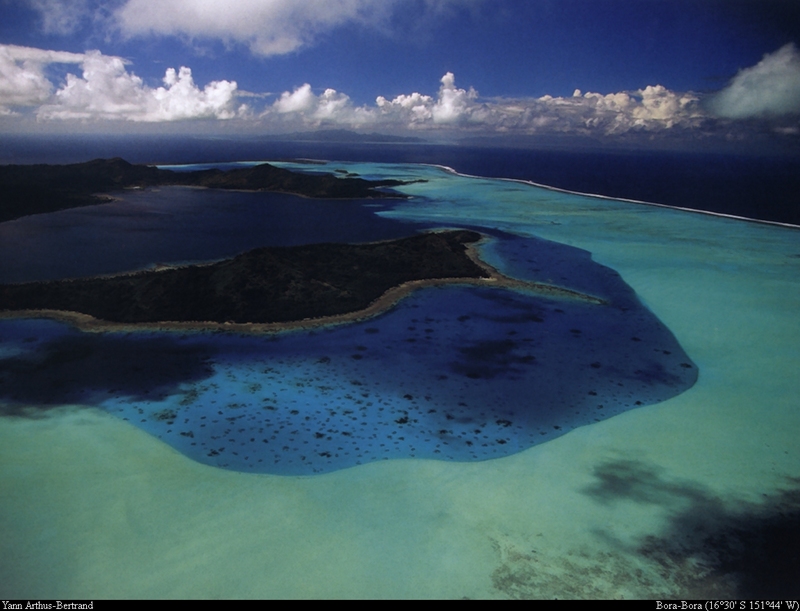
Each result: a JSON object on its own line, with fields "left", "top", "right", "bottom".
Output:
{"left": 1, "top": 160, "right": 798, "bottom": 598}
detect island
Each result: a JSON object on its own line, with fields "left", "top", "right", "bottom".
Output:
{"left": 0, "top": 230, "right": 605, "bottom": 333}
{"left": 0, "top": 159, "right": 606, "bottom": 331}
{"left": 0, "top": 157, "right": 412, "bottom": 223}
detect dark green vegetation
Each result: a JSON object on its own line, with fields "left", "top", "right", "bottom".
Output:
{"left": 0, "top": 230, "right": 488, "bottom": 324}
{"left": 0, "top": 157, "right": 411, "bottom": 222}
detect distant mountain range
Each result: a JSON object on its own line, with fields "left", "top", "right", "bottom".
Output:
{"left": 272, "top": 129, "right": 425, "bottom": 144}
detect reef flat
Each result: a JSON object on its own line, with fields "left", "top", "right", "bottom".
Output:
{"left": 0, "top": 157, "right": 410, "bottom": 222}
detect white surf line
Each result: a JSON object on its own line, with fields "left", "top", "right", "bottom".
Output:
{"left": 157, "top": 158, "right": 799, "bottom": 230}
{"left": 429, "top": 163, "right": 800, "bottom": 231}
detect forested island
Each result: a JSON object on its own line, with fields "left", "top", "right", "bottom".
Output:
{"left": 0, "top": 159, "right": 604, "bottom": 330}
{"left": 0, "top": 157, "right": 411, "bottom": 222}
{"left": 0, "top": 230, "right": 494, "bottom": 327}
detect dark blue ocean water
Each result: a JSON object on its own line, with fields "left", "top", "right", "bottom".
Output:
{"left": 3, "top": 133, "right": 799, "bottom": 224}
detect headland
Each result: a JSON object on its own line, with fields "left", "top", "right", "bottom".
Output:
{"left": 0, "top": 157, "right": 412, "bottom": 223}
{"left": 0, "top": 230, "right": 605, "bottom": 333}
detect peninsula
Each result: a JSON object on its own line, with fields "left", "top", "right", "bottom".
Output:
{"left": 0, "top": 231, "right": 488, "bottom": 327}
{"left": 0, "top": 230, "right": 606, "bottom": 333}
{"left": 0, "top": 157, "right": 411, "bottom": 223}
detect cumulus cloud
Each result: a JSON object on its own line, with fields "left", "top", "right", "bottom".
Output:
{"left": 264, "top": 72, "right": 480, "bottom": 130}
{"left": 497, "top": 86, "right": 703, "bottom": 136}
{"left": 251, "top": 70, "right": 708, "bottom": 138}
{"left": 707, "top": 43, "right": 800, "bottom": 119}
{"left": 6, "top": 42, "right": 787, "bottom": 144}
{"left": 432, "top": 72, "right": 477, "bottom": 123}
{"left": 371, "top": 74, "right": 704, "bottom": 136}
{"left": 114, "top": 0, "right": 477, "bottom": 56}
{"left": 273, "top": 83, "right": 318, "bottom": 114}
{"left": 376, "top": 91, "right": 434, "bottom": 124}
{"left": 582, "top": 88, "right": 693, "bottom": 132}
{"left": 265, "top": 82, "right": 371, "bottom": 127}
{"left": 40, "top": 54, "right": 241, "bottom": 122}
{"left": 375, "top": 72, "right": 478, "bottom": 126}
{"left": 0, "top": 44, "right": 87, "bottom": 113}
{"left": 0, "top": 44, "right": 242, "bottom": 122}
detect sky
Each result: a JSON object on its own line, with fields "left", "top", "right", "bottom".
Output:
{"left": 1, "top": 0, "right": 800, "bottom": 150}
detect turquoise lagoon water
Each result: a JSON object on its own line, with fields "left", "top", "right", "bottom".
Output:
{"left": 1, "top": 161, "right": 798, "bottom": 598}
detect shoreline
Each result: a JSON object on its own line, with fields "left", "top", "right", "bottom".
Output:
{"left": 0, "top": 240, "right": 606, "bottom": 335}
{"left": 428, "top": 163, "right": 800, "bottom": 230}
{"left": 0, "top": 158, "right": 412, "bottom": 224}
{"left": 175, "top": 158, "right": 800, "bottom": 230}
{"left": 121, "top": 182, "right": 410, "bottom": 200}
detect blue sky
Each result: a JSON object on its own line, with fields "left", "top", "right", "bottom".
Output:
{"left": 1, "top": 0, "right": 799, "bottom": 149}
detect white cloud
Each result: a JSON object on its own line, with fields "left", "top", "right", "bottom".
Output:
{"left": 707, "top": 43, "right": 800, "bottom": 119}
{"left": 0, "top": 44, "right": 241, "bottom": 122}
{"left": 42, "top": 56, "right": 241, "bottom": 122}
{"left": 432, "top": 72, "right": 477, "bottom": 123}
{"left": 114, "top": 0, "right": 479, "bottom": 56}
{"left": 267, "top": 72, "right": 479, "bottom": 130}
{"left": 39, "top": 51, "right": 150, "bottom": 120}
{"left": 373, "top": 73, "right": 479, "bottom": 127}
{"left": 514, "top": 86, "right": 704, "bottom": 136}
{"left": 266, "top": 82, "right": 370, "bottom": 128}
{"left": 150, "top": 67, "right": 240, "bottom": 121}
{"left": 376, "top": 92, "right": 434, "bottom": 124}
{"left": 371, "top": 76, "right": 702, "bottom": 136}
{"left": 28, "top": 0, "right": 91, "bottom": 35}
{"left": 6, "top": 42, "right": 789, "bottom": 144}
{"left": 630, "top": 85, "right": 702, "bottom": 129}
{"left": 315, "top": 88, "right": 355, "bottom": 120}
{"left": 0, "top": 44, "right": 87, "bottom": 113}
{"left": 273, "top": 83, "right": 318, "bottom": 114}
{"left": 252, "top": 70, "right": 708, "bottom": 137}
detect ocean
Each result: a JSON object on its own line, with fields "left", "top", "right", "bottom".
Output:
{"left": 0, "top": 140, "right": 798, "bottom": 598}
